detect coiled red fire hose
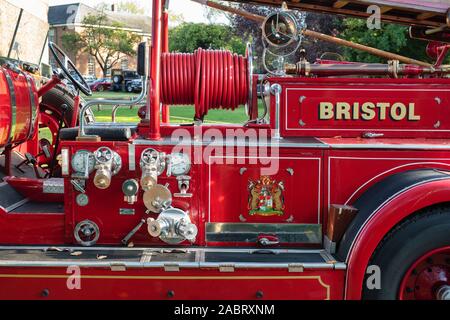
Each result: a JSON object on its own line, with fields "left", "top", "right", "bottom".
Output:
{"left": 161, "top": 48, "right": 249, "bottom": 120}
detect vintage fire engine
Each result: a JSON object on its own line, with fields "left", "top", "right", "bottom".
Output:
{"left": 1, "top": 0, "right": 450, "bottom": 300}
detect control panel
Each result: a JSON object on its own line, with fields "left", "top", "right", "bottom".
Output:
{"left": 66, "top": 144, "right": 196, "bottom": 247}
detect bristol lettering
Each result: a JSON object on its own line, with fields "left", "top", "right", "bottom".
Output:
{"left": 319, "top": 102, "right": 421, "bottom": 121}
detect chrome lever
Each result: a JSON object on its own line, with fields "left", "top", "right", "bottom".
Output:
{"left": 258, "top": 237, "right": 280, "bottom": 246}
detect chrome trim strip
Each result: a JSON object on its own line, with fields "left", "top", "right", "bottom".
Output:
{"left": 128, "top": 143, "right": 136, "bottom": 171}
{"left": 132, "top": 138, "right": 326, "bottom": 149}
{"left": 4, "top": 70, "right": 16, "bottom": 143}
{"left": 0, "top": 246, "right": 327, "bottom": 254}
{"left": 24, "top": 74, "right": 37, "bottom": 139}
{"left": 324, "top": 142, "right": 450, "bottom": 150}
{"left": 206, "top": 223, "right": 322, "bottom": 244}
{"left": 0, "top": 247, "right": 347, "bottom": 269}
{"left": 0, "top": 260, "right": 339, "bottom": 270}
{"left": 132, "top": 137, "right": 450, "bottom": 150}
{"left": 5, "top": 198, "right": 29, "bottom": 213}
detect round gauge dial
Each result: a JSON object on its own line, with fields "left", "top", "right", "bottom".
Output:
{"left": 71, "top": 150, "right": 95, "bottom": 174}
{"left": 169, "top": 153, "right": 191, "bottom": 176}
{"left": 76, "top": 193, "right": 89, "bottom": 207}
{"left": 95, "top": 147, "right": 114, "bottom": 164}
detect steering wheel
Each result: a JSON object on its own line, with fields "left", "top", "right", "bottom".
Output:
{"left": 49, "top": 42, "right": 92, "bottom": 96}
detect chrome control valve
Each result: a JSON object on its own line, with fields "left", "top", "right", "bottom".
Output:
{"left": 140, "top": 148, "right": 166, "bottom": 191}
{"left": 93, "top": 147, "right": 122, "bottom": 189}
{"left": 147, "top": 208, "right": 198, "bottom": 244}
{"left": 174, "top": 175, "right": 192, "bottom": 197}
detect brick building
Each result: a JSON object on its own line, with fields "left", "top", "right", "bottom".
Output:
{"left": 48, "top": 3, "right": 151, "bottom": 78}
{"left": 0, "top": 0, "right": 50, "bottom": 66}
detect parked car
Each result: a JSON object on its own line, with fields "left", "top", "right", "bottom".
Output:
{"left": 90, "top": 78, "right": 112, "bottom": 92}
{"left": 111, "top": 69, "right": 140, "bottom": 92}
{"left": 126, "top": 78, "right": 143, "bottom": 93}
{"left": 83, "top": 75, "right": 97, "bottom": 85}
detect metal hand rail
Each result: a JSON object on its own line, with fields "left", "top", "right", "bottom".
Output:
{"left": 78, "top": 77, "right": 148, "bottom": 138}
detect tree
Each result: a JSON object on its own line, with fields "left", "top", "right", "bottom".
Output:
{"left": 225, "top": 4, "right": 343, "bottom": 71}
{"left": 61, "top": 13, "right": 141, "bottom": 77}
{"left": 169, "top": 23, "right": 246, "bottom": 55}
{"left": 340, "top": 19, "right": 431, "bottom": 64}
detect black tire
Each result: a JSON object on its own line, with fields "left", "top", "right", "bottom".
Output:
{"left": 40, "top": 85, "right": 76, "bottom": 126}
{"left": 98, "top": 85, "right": 104, "bottom": 92}
{"left": 113, "top": 75, "right": 123, "bottom": 84}
{"left": 126, "top": 85, "right": 134, "bottom": 93}
{"left": 362, "top": 206, "right": 450, "bottom": 300}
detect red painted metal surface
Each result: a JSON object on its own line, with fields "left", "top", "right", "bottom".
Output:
{"left": 4, "top": 177, "right": 64, "bottom": 203}
{"left": 274, "top": 77, "right": 450, "bottom": 139}
{"left": 399, "top": 247, "right": 450, "bottom": 300}
{"left": 345, "top": 179, "right": 450, "bottom": 299}
{"left": 0, "top": 67, "right": 38, "bottom": 148}
{"left": 161, "top": 8, "right": 170, "bottom": 124}
{"left": 3, "top": 0, "right": 450, "bottom": 301}
{"left": 207, "top": 151, "right": 322, "bottom": 225}
{"left": 0, "top": 267, "right": 345, "bottom": 300}
{"left": 148, "top": 0, "right": 164, "bottom": 140}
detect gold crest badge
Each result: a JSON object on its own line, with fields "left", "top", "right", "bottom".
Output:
{"left": 248, "top": 176, "right": 285, "bottom": 216}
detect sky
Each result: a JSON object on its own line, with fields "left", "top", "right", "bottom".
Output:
{"left": 48, "top": 0, "right": 225, "bottom": 23}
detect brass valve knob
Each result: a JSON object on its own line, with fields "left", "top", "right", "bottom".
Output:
{"left": 93, "top": 167, "right": 112, "bottom": 189}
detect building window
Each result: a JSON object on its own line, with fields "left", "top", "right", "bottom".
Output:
{"left": 88, "top": 56, "right": 96, "bottom": 76}
{"left": 121, "top": 58, "right": 129, "bottom": 70}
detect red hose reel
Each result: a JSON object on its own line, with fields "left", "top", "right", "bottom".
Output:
{"left": 161, "top": 48, "right": 251, "bottom": 120}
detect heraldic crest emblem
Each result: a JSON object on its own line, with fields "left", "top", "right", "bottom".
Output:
{"left": 248, "top": 176, "right": 285, "bottom": 216}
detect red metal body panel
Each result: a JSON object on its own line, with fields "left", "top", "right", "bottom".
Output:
{"left": 0, "top": 69, "right": 11, "bottom": 146}
{"left": 325, "top": 148, "right": 450, "bottom": 212}
{"left": 3, "top": 0, "right": 450, "bottom": 300}
{"left": 274, "top": 77, "right": 450, "bottom": 139}
{"left": 344, "top": 179, "right": 450, "bottom": 299}
{"left": 0, "top": 67, "right": 38, "bottom": 148}
{"left": 207, "top": 151, "right": 322, "bottom": 225}
{"left": 0, "top": 267, "right": 344, "bottom": 300}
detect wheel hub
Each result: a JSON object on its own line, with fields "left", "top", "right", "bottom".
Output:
{"left": 400, "top": 248, "right": 450, "bottom": 300}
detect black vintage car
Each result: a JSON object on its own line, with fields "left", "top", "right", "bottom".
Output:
{"left": 111, "top": 69, "right": 140, "bottom": 92}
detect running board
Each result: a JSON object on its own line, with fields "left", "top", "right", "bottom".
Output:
{"left": 0, "top": 247, "right": 346, "bottom": 271}
{"left": 0, "top": 181, "right": 29, "bottom": 213}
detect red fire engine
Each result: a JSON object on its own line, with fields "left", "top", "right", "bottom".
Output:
{"left": 0, "top": 0, "right": 450, "bottom": 300}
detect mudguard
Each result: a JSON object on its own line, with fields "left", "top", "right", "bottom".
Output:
{"left": 337, "top": 169, "right": 450, "bottom": 262}
{"left": 335, "top": 168, "right": 450, "bottom": 299}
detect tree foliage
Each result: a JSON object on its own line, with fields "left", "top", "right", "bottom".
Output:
{"left": 169, "top": 23, "right": 246, "bottom": 55}
{"left": 340, "top": 19, "right": 430, "bottom": 63}
{"left": 224, "top": 3, "right": 433, "bottom": 66}
{"left": 61, "top": 13, "right": 141, "bottom": 77}
{"left": 225, "top": 4, "right": 343, "bottom": 70}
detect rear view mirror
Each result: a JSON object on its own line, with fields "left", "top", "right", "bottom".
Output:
{"left": 137, "top": 42, "right": 148, "bottom": 77}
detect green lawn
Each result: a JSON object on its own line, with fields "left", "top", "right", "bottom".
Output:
{"left": 39, "top": 91, "right": 262, "bottom": 141}
{"left": 83, "top": 91, "right": 253, "bottom": 124}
